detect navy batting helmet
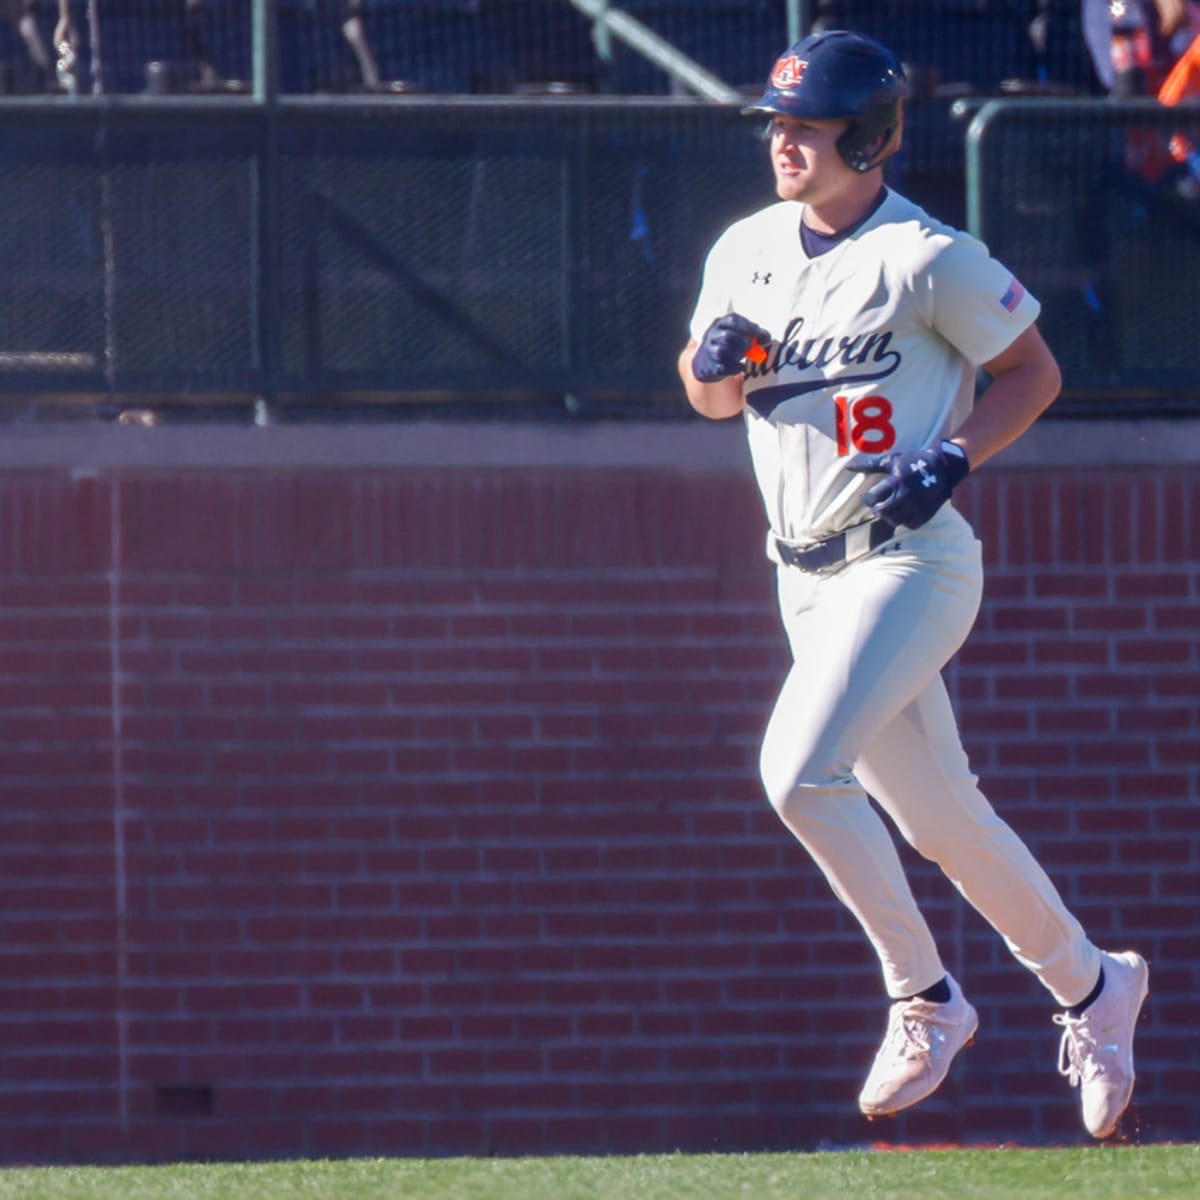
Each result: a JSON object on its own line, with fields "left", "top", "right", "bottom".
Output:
{"left": 743, "top": 30, "right": 907, "bottom": 173}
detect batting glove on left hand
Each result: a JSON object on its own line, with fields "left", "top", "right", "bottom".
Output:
{"left": 845, "top": 439, "right": 970, "bottom": 531}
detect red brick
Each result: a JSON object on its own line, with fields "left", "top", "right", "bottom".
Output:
{"left": 992, "top": 673, "right": 1072, "bottom": 702}
{"left": 2, "top": 460, "right": 1198, "bottom": 1163}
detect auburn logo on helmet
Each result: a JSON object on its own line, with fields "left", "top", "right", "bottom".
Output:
{"left": 771, "top": 55, "right": 807, "bottom": 88}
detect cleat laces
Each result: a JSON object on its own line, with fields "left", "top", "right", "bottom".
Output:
{"left": 886, "top": 1002, "right": 951, "bottom": 1061}
{"left": 1054, "top": 1011, "right": 1110, "bottom": 1087}
{"left": 859, "top": 974, "right": 979, "bottom": 1118}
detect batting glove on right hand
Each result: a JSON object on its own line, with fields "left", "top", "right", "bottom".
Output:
{"left": 846, "top": 439, "right": 970, "bottom": 531}
{"left": 691, "top": 313, "right": 772, "bottom": 383}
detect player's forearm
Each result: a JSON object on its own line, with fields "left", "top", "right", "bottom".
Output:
{"left": 950, "top": 327, "right": 1062, "bottom": 469}
{"left": 949, "top": 381, "right": 1054, "bottom": 473}
{"left": 678, "top": 343, "right": 746, "bottom": 420}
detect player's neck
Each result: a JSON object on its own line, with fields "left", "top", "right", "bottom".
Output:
{"left": 801, "top": 181, "right": 887, "bottom": 239}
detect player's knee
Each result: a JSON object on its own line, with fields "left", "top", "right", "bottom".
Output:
{"left": 759, "top": 739, "right": 799, "bottom": 813}
{"left": 759, "top": 740, "right": 846, "bottom": 817}
{"left": 767, "top": 782, "right": 813, "bottom": 829}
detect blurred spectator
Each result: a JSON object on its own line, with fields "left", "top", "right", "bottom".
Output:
{"left": 52, "top": 0, "right": 78, "bottom": 93}
{"left": 341, "top": 0, "right": 383, "bottom": 91}
{"left": 1082, "top": 0, "right": 1200, "bottom": 94}
{"left": 1157, "top": 22, "right": 1200, "bottom": 196}
{"left": 2, "top": 0, "right": 75, "bottom": 92}
{"left": 185, "top": 0, "right": 221, "bottom": 89}
{"left": 1082, "top": 0, "right": 1117, "bottom": 85}
{"left": 1159, "top": 20, "right": 1200, "bottom": 103}
{"left": 1097, "top": 1, "right": 1199, "bottom": 184}
{"left": 1023, "top": 1, "right": 1103, "bottom": 92}
{"left": 1081, "top": 0, "right": 1200, "bottom": 211}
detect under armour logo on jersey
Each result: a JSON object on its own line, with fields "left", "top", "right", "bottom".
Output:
{"left": 752, "top": 271, "right": 772, "bottom": 285}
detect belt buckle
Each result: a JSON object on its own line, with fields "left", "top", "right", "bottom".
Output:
{"left": 779, "top": 530, "right": 845, "bottom": 573}
{"left": 867, "top": 520, "right": 892, "bottom": 552}
{"left": 779, "top": 520, "right": 890, "bottom": 573}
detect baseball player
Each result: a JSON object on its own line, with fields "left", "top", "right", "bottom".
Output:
{"left": 678, "top": 30, "right": 1149, "bottom": 1137}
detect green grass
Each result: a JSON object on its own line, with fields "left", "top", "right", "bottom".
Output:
{"left": 1, "top": 1145, "right": 1197, "bottom": 1200}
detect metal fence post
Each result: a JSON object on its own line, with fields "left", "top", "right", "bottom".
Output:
{"left": 787, "top": 1, "right": 813, "bottom": 44}
{"left": 252, "top": 0, "right": 281, "bottom": 421}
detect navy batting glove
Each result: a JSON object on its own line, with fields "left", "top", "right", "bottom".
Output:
{"left": 845, "top": 439, "right": 970, "bottom": 531}
{"left": 691, "top": 313, "right": 773, "bottom": 383}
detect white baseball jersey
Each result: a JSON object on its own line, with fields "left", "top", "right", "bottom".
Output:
{"left": 688, "top": 188, "right": 1040, "bottom": 557}
{"left": 689, "top": 187, "right": 1104, "bottom": 1013}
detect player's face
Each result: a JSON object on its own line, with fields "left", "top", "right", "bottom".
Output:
{"left": 767, "top": 114, "right": 857, "bottom": 204}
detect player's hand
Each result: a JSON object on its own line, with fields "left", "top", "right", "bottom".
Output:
{"left": 691, "top": 313, "right": 773, "bottom": 383}
{"left": 845, "top": 439, "right": 970, "bottom": 530}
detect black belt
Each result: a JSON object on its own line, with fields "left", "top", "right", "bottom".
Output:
{"left": 775, "top": 520, "right": 893, "bottom": 573}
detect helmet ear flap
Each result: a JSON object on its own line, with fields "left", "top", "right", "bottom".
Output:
{"left": 836, "top": 103, "right": 903, "bottom": 172}
{"left": 759, "top": 110, "right": 902, "bottom": 172}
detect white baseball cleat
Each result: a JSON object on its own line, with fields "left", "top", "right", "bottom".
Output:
{"left": 858, "top": 974, "right": 979, "bottom": 1117}
{"left": 1053, "top": 949, "right": 1150, "bottom": 1139}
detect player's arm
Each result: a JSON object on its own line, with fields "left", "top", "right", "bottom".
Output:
{"left": 678, "top": 339, "right": 747, "bottom": 419}
{"left": 945, "top": 323, "right": 1062, "bottom": 469}
{"left": 846, "top": 322, "right": 1061, "bottom": 531}
{"left": 679, "top": 312, "right": 773, "bottom": 421}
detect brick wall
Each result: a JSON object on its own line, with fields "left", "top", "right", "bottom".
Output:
{"left": 0, "top": 422, "right": 1196, "bottom": 1163}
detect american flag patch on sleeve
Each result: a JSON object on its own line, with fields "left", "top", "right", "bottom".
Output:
{"left": 999, "top": 278, "right": 1026, "bottom": 312}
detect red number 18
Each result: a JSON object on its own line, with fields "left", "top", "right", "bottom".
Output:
{"left": 835, "top": 395, "right": 896, "bottom": 456}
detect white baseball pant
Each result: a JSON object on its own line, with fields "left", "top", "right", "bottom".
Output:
{"left": 760, "top": 504, "right": 1102, "bottom": 1007}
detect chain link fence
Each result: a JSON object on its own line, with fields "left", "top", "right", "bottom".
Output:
{"left": 1, "top": 96, "right": 1199, "bottom": 419}
{"left": 0, "top": 99, "right": 778, "bottom": 418}
{"left": 0, "top": 3, "right": 1198, "bottom": 418}
{"left": 967, "top": 98, "right": 1200, "bottom": 405}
